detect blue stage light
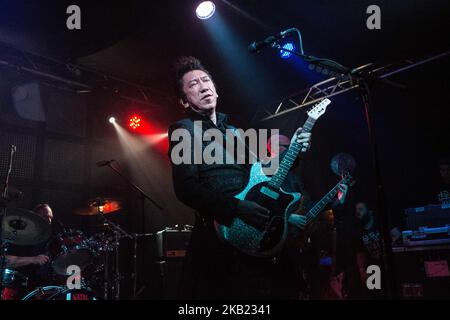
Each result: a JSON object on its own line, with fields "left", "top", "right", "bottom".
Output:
{"left": 280, "top": 42, "right": 295, "bottom": 59}
{"left": 196, "top": 1, "right": 216, "bottom": 20}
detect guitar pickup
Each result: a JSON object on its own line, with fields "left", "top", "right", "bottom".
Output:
{"left": 260, "top": 186, "right": 279, "bottom": 200}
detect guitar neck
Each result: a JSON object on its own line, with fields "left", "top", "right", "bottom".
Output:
{"left": 269, "top": 116, "right": 316, "bottom": 189}
{"left": 305, "top": 181, "right": 342, "bottom": 223}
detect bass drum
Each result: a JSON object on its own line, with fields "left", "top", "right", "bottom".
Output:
{"left": 22, "top": 286, "right": 98, "bottom": 300}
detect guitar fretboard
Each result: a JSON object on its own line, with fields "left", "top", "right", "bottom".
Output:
{"left": 305, "top": 182, "right": 342, "bottom": 224}
{"left": 268, "top": 116, "right": 316, "bottom": 190}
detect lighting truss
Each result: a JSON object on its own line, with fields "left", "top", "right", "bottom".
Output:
{"left": 256, "top": 50, "right": 450, "bottom": 122}
{"left": 0, "top": 41, "right": 171, "bottom": 108}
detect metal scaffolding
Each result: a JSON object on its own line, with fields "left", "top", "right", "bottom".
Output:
{"left": 257, "top": 50, "right": 450, "bottom": 122}
{"left": 0, "top": 41, "right": 171, "bottom": 108}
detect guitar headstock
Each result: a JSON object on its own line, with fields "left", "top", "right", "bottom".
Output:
{"left": 341, "top": 172, "right": 355, "bottom": 187}
{"left": 307, "top": 98, "right": 331, "bottom": 120}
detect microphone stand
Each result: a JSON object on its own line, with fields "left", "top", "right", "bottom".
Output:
{"left": 101, "top": 161, "right": 163, "bottom": 299}
{"left": 268, "top": 43, "right": 399, "bottom": 299}
{"left": 272, "top": 44, "right": 406, "bottom": 90}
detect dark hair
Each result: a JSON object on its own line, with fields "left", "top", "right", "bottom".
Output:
{"left": 173, "top": 56, "right": 213, "bottom": 101}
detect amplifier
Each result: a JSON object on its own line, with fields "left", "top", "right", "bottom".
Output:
{"left": 392, "top": 244, "right": 450, "bottom": 299}
{"left": 156, "top": 226, "right": 192, "bottom": 258}
{"left": 405, "top": 204, "right": 450, "bottom": 230}
{"left": 402, "top": 225, "right": 450, "bottom": 247}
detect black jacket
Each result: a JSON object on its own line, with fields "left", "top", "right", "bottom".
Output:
{"left": 168, "top": 111, "right": 248, "bottom": 226}
{"left": 168, "top": 111, "right": 303, "bottom": 299}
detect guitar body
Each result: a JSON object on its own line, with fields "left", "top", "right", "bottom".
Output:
{"left": 215, "top": 162, "right": 301, "bottom": 257}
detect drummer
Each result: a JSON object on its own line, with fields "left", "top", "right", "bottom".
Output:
{"left": 3, "top": 204, "right": 56, "bottom": 298}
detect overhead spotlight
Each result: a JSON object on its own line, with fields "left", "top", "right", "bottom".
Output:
{"left": 108, "top": 116, "right": 116, "bottom": 124}
{"left": 280, "top": 42, "right": 295, "bottom": 59}
{"left": 196, "top": 1, "right": 215, "bottom": 20}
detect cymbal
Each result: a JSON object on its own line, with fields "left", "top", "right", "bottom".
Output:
{"left": 1, "top": 208, "right": 52, "bottom": 245}
{"left": 74, "top": 197, "right": 122, "bottom": 216}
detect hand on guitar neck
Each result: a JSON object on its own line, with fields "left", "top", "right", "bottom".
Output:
{"left": 291, "top": 128, "right": 312, "bottom": 153}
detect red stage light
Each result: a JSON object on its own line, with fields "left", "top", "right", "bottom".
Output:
{"left": 129, "top": 116, "right": 142, "bottom": 130}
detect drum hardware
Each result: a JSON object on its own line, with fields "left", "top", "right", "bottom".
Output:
{"left": 22, "top": 285, "right": 98, "bottom": 300}
{"left": 96, "top": 160, "right": 163, "bottom": 299}
{"left": 1, "top": 145, "right": 16, "bottom": 297}
{"left": 0, "top": 268, "right": 28, "bottom": 300}
{"left": 100, "top": 213, "right": 132, "bottom": 300}
{"left": 1, "top": 145, "right": 48, "bottom": 299}
{"left": 79, "top": 201, "right": 133, "bottom": 300}
{"left": 73, "top": 194, "right": 134, "bottom": 299}
{"left": 2, "top": 268, "right": 28, "bottom": 288}
{"left": 0, "top": 207, "right": 51, "bottom": 300}
{"left": 49, "top": 229, "right": 94, "bottom": 276}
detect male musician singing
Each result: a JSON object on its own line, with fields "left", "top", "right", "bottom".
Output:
{"left": 168, "top": 56, "right": 313, "bottom": 299}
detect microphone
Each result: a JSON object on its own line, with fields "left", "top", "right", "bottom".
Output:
{"left": 248, "top": 28, "right": 297, "bottom": 53}
{"left": 96, "top": 160, "right": 115, "bottom": 167}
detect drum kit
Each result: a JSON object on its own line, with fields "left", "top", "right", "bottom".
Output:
{"left": 1, "top": 147, "right": 161, "bottom": 300}
{"left": 1, "top": 196, "right": 135, "bottom": 300}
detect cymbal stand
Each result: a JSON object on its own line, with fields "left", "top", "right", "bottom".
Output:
{"left": 0, "top": 145, "right": 16, "bottom": 297}
{"left": 113, "top": 231, "right": 120, "bottom": 300}
{"left": 97, "top": 209, "right": 132, "bottom": 300}
{"left": 103, "top": 246, "right": 109, "bottom": 300}
{"left": 100, "top": 161, "right": 163, "bottom": 299}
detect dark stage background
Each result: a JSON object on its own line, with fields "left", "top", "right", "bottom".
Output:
{"left": 0, "top": 0, "right": 449, "bottom": 298}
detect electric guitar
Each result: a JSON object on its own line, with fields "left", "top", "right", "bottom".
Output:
{"left": 294, "top": 173, "right": 354, "bottom": 232}
{"left": 214, "top": 98, "right": 331, "bottom": 257}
